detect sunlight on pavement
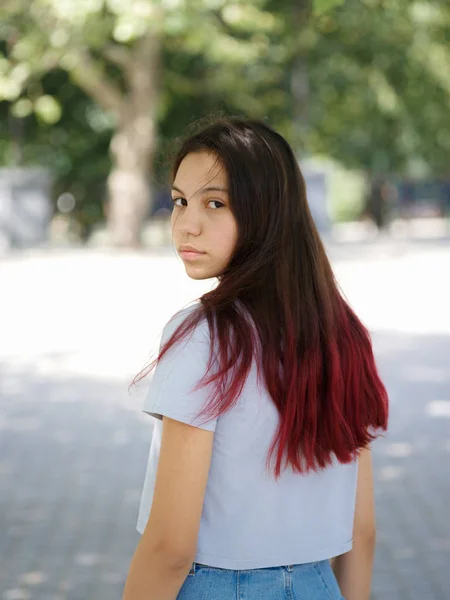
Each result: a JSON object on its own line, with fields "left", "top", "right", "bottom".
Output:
{"left": 334, "top": 249, "right": 450, "bottom": 335}
{"left": 383, "top": 443, "right": 413, "bottom": 458}
{"left": 1, "top": 245, "right": 449, "bottom": 383}
{"left": 379, "top": 465, "right": 405, "bottom": 481}
{"left": 425, "top": 400, "right": 450, "bottom": 418}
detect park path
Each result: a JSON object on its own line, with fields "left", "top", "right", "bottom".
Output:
{"left": 1, "top": 240, "right": 449, "bottom": 600}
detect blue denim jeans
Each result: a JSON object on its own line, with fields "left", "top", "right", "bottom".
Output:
{"left": 177, "top": 559, "right": 345, "bottom": 599}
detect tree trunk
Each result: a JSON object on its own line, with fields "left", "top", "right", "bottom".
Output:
{"left": 107, "top": 114, "right": 155, "bottom": 247}
{"left": 364, "top": 174, "right": 387, "bottom": 230}
{"left": 291, "top": 55, "right": 309, "bottom": 152}
{"left": 106, "top": 35, "right": 160, "bottom": 248}
{"left": 290, "top": 3, "right": 312, "bottom": 154}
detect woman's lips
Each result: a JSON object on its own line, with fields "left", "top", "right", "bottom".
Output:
{"left": 179, "top": 250, "right": 206, "bottom": 260}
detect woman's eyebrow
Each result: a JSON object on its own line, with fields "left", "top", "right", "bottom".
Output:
{"left": 200, "top": 185, "right": 228, "bottom": 193}
{"left": 171, "top": 184, "right": 228, "bottom": 195}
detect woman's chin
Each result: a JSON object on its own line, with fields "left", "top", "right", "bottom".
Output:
{"left": 185, "top": 265, "right": 218, "bottom": 281}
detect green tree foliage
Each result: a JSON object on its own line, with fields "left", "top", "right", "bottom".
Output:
{"left": 0, "top": 68, "right": 111, "bottom": 237}
{"left": 313, "top": 0, "right": 345, "bottom": 15}
{"left": 307, "top": 0, "right": 450, "bottom": 177}
{"left": 1, "top": 0, "right": 449, "bottom": 239}
{"left": 0, "top": 0, "right": 300, "bottom": 245}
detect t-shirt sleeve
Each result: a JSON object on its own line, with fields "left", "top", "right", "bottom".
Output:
{"left": 142, "top": 309, "right": 218, "bottom": 432}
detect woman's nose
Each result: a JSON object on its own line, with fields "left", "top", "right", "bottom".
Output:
{"left": 176, "top": 205, "right": 202, "bottom": 236}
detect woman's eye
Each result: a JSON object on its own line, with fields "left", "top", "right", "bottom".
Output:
{"left": 172, "top": 197, "right": 186, "bottom": 207}
{"left": 208, "top": 200, "right": 224, "bottom": 209}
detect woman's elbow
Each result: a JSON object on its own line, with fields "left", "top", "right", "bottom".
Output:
{"left": 158, "top": 539, "right": 196, "bottom": 569}
{"left": 140, "top": 535, "right": 195, "bottom": 571}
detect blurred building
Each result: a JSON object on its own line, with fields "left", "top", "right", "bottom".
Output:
{"left": 0, "top": 168, "right": 52, "bottom": 251}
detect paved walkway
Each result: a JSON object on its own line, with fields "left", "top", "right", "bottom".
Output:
{"left": 1, "top": 240, "right": 449, "bottom": 600}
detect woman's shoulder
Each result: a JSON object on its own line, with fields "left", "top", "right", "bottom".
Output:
{"left": 162, "top": 302, "right": 209, "bottom": 346}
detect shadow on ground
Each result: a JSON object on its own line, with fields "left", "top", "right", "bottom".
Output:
{"left": 1, "top": 329, "right": 449, "bottom": 600}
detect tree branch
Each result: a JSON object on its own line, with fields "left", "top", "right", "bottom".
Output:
{"left": 15, "top": 3, "right": 125, "bottom": 116}
{"left": 66, "top": 48, "right": 124, "bottom": 115}
{"left": 100, "top": 44, "right": 133, "bottom": 70}
{"left": 127, "top": 34, "right": 161, "bottom": 106}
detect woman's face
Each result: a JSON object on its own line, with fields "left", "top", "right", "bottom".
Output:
{"left": 171, "top": 151, "right": 238, "bottom": 280}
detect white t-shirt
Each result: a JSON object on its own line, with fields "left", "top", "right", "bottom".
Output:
{"left": 137, "top": 303, "right": 358, "bottom": 570}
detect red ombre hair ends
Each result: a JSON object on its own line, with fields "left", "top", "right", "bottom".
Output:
{"left": 132, "top": 117, "right": 389, "bottom": 479}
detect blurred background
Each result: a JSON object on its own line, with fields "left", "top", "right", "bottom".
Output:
{"left": 0, "top": 0, "right": 449, "bottom": 599}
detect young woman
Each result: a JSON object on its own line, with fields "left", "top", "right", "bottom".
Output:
{"left": 122, "top": 118, "right": 389, "bottom": 600}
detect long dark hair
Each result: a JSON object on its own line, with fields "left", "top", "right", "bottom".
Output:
{"left": 133, "top": 117, "right": 388, "bottom": 479}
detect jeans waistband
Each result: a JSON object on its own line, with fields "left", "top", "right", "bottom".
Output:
{"left": 189, "top": 562, "right": 295, "bottom": 575}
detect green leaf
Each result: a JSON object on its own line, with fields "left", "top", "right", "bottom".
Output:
{"left": 313, "top": 0, "right": 345, "bottom": 16}
{"left": 11, "top": 97, "right": 33, "bottom": 117}
{"left": 34, "top": 95, "right": 62, "bottom": 124}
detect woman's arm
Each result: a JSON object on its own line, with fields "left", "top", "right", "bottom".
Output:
{"left": 122, "top": 538, "right": 193, "bottom": 600}
{"left": 122, "top": 416, "right": 215, "bottom": 600}
{"left": 332, "top": 446, "right": 377, "bottom": 600}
